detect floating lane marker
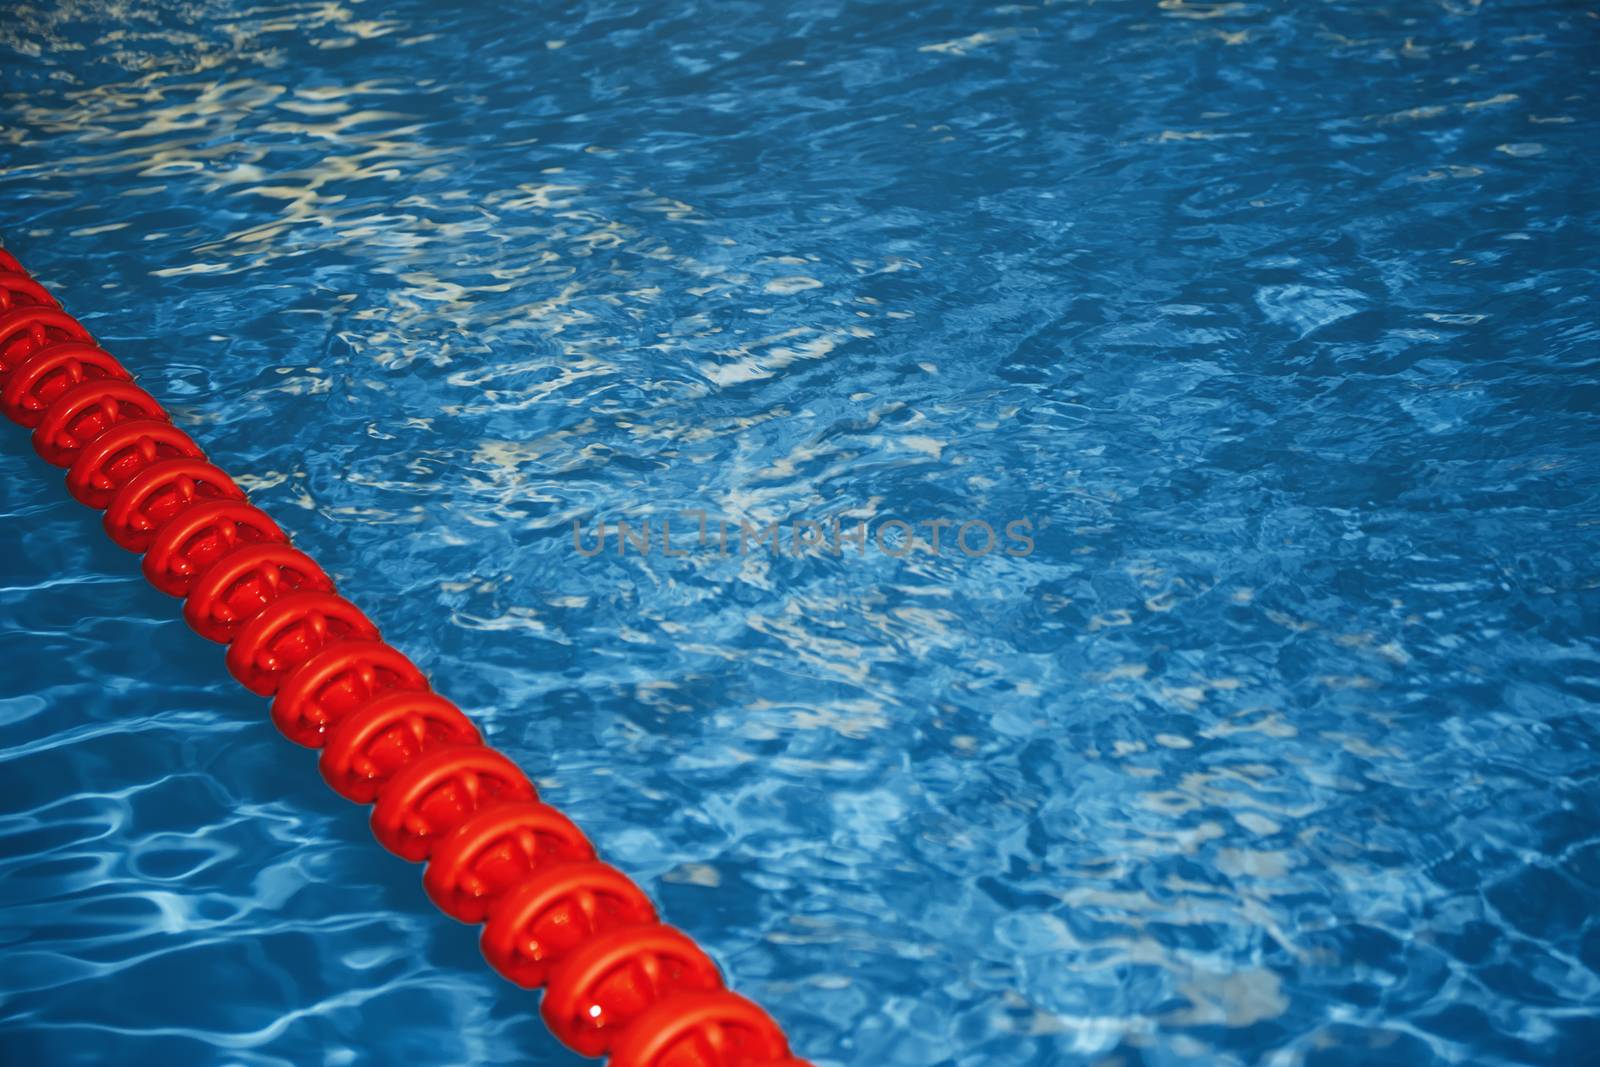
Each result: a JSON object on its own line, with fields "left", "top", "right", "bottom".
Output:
{"left": 0, "top": 249, "right": 812, "bottom": 1067}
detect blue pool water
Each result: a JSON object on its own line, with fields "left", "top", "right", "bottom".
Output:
{"left": 2, "top": 2, "right": 1598, "bottom": 1064}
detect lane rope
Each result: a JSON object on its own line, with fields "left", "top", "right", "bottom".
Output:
{"left": 0, "top": 249, "right": 812, "bottom": 1067}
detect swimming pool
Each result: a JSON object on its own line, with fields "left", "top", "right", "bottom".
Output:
{"left": 2, "top": 1, "right": 1597, "bottom": 1064}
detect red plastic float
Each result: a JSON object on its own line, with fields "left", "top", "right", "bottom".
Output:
{"left": 3, "top": 342, "right": 133, "bottom": 427}
{"left": 0, "top": 252, "right": 810, "bottom": 1067}
{"left": 33, "top": 379, "right": 169, "bottom": 466}
{"left": 182, "top": 542, "right": 334, "bottom": 642}
{"left": 319, "top": 691, "right": 481, "bottom": 803}
{"left": 482, "top": 861, "right": 660, "bottom": 989}
{"left": 142, "top": 499, "right": 289, "bottom": 596}
{"left": 65, "top": 417, "right": 203, "bottom": 506}
{"left": 371, "top": 744, "right": 537, "bottom": 861}
{"left": 610, "top": 992, "right": 798, "bottom": 1067}
{"left": 270, "top": 638, "right": 429, "bottom": 747}
{"left": 542, "top": 926, "right": 725, "bottom": 1057}
{"left": 104, "top": 458, "right": 246, "bottom": 551}
{"left": 226, "top": 591, "right": 380, "bottom": 695}
{"left": 424, "top": 799, "right": 595, "bottom": 922}
{"left": 0, "top": 272, "right": 57, "bottom": 313}
{"left": 0, "top": 306, "right": 93, "bottom": 376}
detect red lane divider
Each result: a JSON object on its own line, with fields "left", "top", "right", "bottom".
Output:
{"left": 0, "top": 255, "right": 810, "bottom": 1067}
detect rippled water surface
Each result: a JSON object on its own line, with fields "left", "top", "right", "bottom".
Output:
{"left": 3, "top": 2, "right": 1599, "bottom": 1064}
